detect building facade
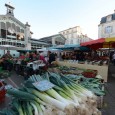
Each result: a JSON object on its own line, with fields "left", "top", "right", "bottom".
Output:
{"left": 59, "top": 26, "right": 92, "bottom": 45}
{"left": 0, "top": 3, "right": 33, "bottom": 50}
{"left": 98, "top": 10, "right": 115, "bottom": 38}
{"left": 30, "top": 38, "right": 50, "bottom": 50}
{"left": 0, "top": 3, "right": 51, "bottom": 50}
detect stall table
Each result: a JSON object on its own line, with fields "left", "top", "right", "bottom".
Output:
{"left": 57, "top": 61, "right": 108, "bottom": 82}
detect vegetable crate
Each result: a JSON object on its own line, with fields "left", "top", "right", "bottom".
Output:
{"left": 0, "top": 81, "right": 6, "bottom": 103}
{"left": 82, "top": 69, "right": 98, "bottom": 78}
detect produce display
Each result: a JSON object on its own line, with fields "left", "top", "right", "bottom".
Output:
{"left": 64, "top": 59, "right": 109, "bottom": 66}
{"left": 49, "top": 66, "right": 105, "bottom": 96}
{"left": 0, "top": 72, "right": 104, "bottom": 115}
{"left": 64, "top": 74, "right": 105, "bottom": 96}
{"left": 55, "top": 66, "right": 98, "bottom": 77}
{"left": 57, "top": 66, "right": 84, "bottom": 75}
{"left": 86, "top": 60, "right": 109, "bottom": 66}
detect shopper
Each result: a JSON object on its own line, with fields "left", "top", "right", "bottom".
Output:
{"left": 39, "top": 51, "right": 47, "bottom": 64}
{"left": 48, "top": 51, "right": 56, "bottom": 64}
{"left": 2, "top": 50, "right": 13, "bottom": 71}
{"left": 19, "top": 53, "right": 25, "bottom": 60}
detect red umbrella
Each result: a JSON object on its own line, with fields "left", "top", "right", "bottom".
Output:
{"left": 80, "top": 38, "right": 105, "bottom": 50}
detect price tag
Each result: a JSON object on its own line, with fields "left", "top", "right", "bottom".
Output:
{"left": 32, "top": 80, "right": 55, "bottom": 91}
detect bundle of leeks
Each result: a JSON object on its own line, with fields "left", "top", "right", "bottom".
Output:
{"left": 5, "top": 72, "right": 102, "bottom": 115}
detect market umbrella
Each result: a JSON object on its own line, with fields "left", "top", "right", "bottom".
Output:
{"left": 103, "top": 37, "right": 115, "bottom": 48}
{"left": 80, "top": 38, "right": 105, "bottom": 46}
{"left": 82, "top": 38, "right": 115, "bottom": 49}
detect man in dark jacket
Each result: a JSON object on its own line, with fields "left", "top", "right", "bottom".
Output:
{"left": 48, "top": 51, "right": 56, "bottom": 64}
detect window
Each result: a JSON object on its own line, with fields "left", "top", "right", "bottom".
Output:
{"left": 12, "top": 23, "right": 16, "bottom": 30}
{"left": 1, "top": 22, "right": 6, "bottom": 38}
{"left": 107, "top": 15, "right": 112, "bottom": 22}
{"left": 16, "top": 26, "right": 20, "bottom": 32}
{"left": 1, "top": 22, "right": 6, "bottom": 30}
{"left": 1, "top": 29, "right": 6, "bottom": 38}
{"left": 105, "top": 26, "right": 112, "bottom": 33}
{"left": 6, "top": 22, "right": 11, "bottom": 29}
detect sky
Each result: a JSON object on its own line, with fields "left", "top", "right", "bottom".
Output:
{"left": 0, "top": 0, "right": 115, "bottom": 40}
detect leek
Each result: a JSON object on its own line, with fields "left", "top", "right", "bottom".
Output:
{"left": 27, "top": 88, "right": 68, "bottom": 110}
{"left": 30, "top": 102, "right": 39, "bottom": 115}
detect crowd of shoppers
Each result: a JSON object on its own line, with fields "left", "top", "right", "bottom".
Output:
{"left": 0, "top": 50, "right": 57, "bottom": 72}
{"left": 61, "top": 51, "right": 87, "bottom": 61}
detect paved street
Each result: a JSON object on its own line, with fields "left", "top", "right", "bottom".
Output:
{"left": 101, "top": 64, "right": 115, "bottom": 115}
{"left": 0, "top": 71, "right": 24, "bottom": 110}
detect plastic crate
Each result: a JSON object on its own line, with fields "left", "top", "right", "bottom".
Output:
{"left": 0, "top": 81, "right": 6, "bottom": 103}
{"left": 82, "top": 69, "right": 97, "bottom": 78}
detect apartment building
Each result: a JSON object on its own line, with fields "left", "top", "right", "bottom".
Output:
{"left": 59, "top": 26, "right": 92, "bottom": 45}
{"left": 98, "top": 10, "right": 115, "bottom": 38}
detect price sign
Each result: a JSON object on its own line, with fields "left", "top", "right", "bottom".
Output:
{"left": 32, "top": 80, "right": 55, "bottom": 91}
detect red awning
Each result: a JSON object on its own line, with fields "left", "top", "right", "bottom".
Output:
{"left": 80, "top": 38, "right": 105, "bottom": 46}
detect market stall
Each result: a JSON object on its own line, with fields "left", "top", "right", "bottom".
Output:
{"left": 0, "top": 71, "right": 104, "bottom": 115}
{"left": 56, "top": 61, "right": 108, "bottom": 82}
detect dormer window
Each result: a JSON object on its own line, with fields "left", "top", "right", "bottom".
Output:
{"left": 107, "top": 15, "right": 112, "bottom": 22}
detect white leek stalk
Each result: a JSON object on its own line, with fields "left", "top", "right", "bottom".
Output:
{"left": 30, "top": 102, "right": 39, "bottom": 115}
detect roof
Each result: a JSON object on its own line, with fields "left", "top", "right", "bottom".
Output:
{"left": 30, "top": 38, "right": 50, "bottom": 45}
{"left": 59, "top": 26, "right": 80, "bottom": 33}
{"left": 5, "top": 3, "right": 15, "bottom": 9}
{"left": 100, "top": 13, "right": 115, "bottom": 24}
{"left": 0, "top": 15, "right": 25, "bottom": 28}
{"left": 38, "top": 34, "right": 66, "bottom": 42}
